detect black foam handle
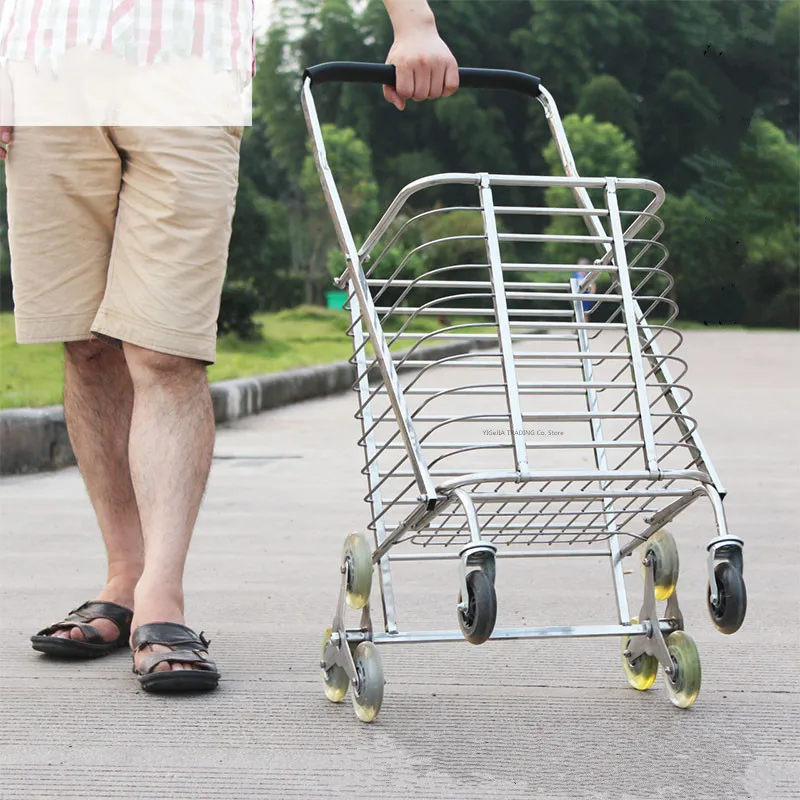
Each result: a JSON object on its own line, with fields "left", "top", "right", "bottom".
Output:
{"left": 303, "top": 61, "right": 541, "bottom": 98}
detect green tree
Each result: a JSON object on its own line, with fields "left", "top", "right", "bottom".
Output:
{"left": 772, "top": 0, "right": 800, "bottom": 135}
{"left": 1, "top": 1, "right": 794, "bottom": 335}
{"left": 364, "top": 208, "right": 489, "bottom": 316}
{"left": 544, "top": 114, "right": 638, "bottom": 179}
{"left": 254, "top": 27, "right": 308, "bottom": 180}
{"left": 516, "top": 0, "right": 648, "bottom": 162}
{"left": 433, "top": 90, "right": 515, "bottom": 173}
{"left": 383, "top": 150, "right": 445, "bottom": 192}
{"left": 235, "top": 0, "right": 795, "bottom": 327}
{"left": 643, "top": 70, "right": 721, "bottom": 193}
{"left": 516, "top": 0, "right": 646, "bottom": 106}
{"left": 227, "top": 175, "right": 297, "bottom": 310}
{"left": 665, "top": 119, "right": 800, "bottom": 327}
{"left": 541, "top": 114, "right": 638, "bottom": 264}
{"left": 300, "top": 124, "right": 379, "bottom": 304}
{"left": 661, "top": 192, "right": 746, "bottom": 325}
{"left": 576, "top": 75, "right": 639, "bottom": 143}
{"left": 723, "top": 119, "right": 799, "bottom": 327}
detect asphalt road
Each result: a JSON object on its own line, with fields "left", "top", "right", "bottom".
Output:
{"left": 1, "top": 330, "right": 797, "bottom": 800}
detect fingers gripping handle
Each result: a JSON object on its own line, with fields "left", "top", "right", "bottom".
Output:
{"left": 303, "top": 62, "right": 542, "bottom": 98}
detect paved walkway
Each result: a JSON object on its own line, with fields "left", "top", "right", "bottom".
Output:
{"left": 1, "top": 331, "right": 798, "bottom": 799}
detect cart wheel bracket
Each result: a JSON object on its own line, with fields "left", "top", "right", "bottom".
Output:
{"left": 324, "top": 538, "right": 375, "bottom": 686}
{"left": 458, "top": 543, "right": 497, "bottom": 609}
{"left": 321, "top": 619, "right": 360, "bottom": 686}
{"left": 706, "top": 536, "right": 744, "bottom": 604}
{"left": 626, "top": 551, "right": 683, "bottom": 673}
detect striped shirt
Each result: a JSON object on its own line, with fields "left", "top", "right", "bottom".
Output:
{"left": 0, "top": 1, "right": 255, "bottom": 84}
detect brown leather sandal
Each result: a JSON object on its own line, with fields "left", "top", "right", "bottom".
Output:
{"left": 132, "top": 623, "right": 220, "bottom": 693}
{"left": 31, "top": 601, "right": 133, "bottom": 659}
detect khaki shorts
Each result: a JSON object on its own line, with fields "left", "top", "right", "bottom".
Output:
{"left": 5, "top": 125, "right": 242, "bottom": 363}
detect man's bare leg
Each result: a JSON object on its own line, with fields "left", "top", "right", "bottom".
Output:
{"left": 123, "top": 343, "right": 215, "bottom": 674}
{"left": 49, "top": 339, "right": 144, "bottom": 643}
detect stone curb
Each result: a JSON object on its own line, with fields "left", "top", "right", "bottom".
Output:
{"left": 0, "top": 338, "right": 493, "bottom": 475}
{"left": 0, "top": 406, "right": 75, "bottom": 475}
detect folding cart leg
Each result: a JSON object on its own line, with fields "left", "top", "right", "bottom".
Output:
{"left": 453, "top": 489, "right": 498, "bottom": 645}
{"left": 702, "top": 486, "right": 747, "bottom": 634}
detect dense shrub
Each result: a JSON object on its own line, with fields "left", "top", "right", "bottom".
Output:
{"left": 217, "top": 281, "right": 263, "bottom": 341}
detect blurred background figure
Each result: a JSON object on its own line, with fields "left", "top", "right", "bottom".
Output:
{"left": 573, "top": 258, "right": 597, "bottom": 320}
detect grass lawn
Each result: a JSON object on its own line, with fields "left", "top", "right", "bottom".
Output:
{"left": 0, "top": 306, "right": 450, "bottom": 409}
{"left": 0, "top": 315, "right": 67, "bottom": 408}
{"left": 0, "top": 306, "right": 757, "bottom": 409}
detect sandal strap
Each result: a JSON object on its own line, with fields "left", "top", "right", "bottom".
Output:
{"left": 131, "top": 622, "right": 211, "bottom": 651}
{"left": 36, "top": 600, "right": 133, "bottom": 641}
{"left": 136, "top": 650, "right": 218, "bottom": 676}
{"left": 43, "top": 621, "right": 104, "bottom": 644}
{"left": 131, "top": 623, "right": 216, "bottom": 677}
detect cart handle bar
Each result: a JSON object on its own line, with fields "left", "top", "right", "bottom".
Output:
{"left": 303, "top": 61, "right": 541, "bottom": 98}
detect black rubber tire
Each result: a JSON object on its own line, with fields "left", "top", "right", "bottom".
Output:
{"left": 458, "top": 569, "right": 497, "bottom": 645}
{"left": 707, "top": 561, "right": 747, "bottom": 634}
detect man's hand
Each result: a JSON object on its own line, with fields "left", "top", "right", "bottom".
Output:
{"left": 1, "top": 67, "right": 12, "bottom": 159}
{"left": 382, "top": 0, "right": 459, "bottom": 110}
{"left": 0, "top": 127, "right": 12, "bottom": 160}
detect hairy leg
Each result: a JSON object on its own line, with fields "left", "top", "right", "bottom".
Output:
{"left": 52, "top": 339, "right": 143, "bottom": 642}
{"left": 123, "top": 343, "right": 215, "bottom": 672}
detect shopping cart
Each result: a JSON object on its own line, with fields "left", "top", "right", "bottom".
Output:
{"left": 302, "top": 62, "right": 747, "bottom": 723}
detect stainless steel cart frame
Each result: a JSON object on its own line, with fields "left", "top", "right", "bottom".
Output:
{"left": 302, "top": 63, "right": 747, "bottom": 723}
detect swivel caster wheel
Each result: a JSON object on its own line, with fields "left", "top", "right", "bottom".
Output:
{"left": 707, "top": 561, "right": 747, "bottom": 634}
{"left": 457, "top": 569, "right": 497, "bottom": 645}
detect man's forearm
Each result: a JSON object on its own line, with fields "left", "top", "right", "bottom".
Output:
{"left": 382, "top": 0, "right": 437, "bottom": 33}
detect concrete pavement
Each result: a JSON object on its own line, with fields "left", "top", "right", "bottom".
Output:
{"left": 1, "top": 330, "right": 798, "bottom": 799}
